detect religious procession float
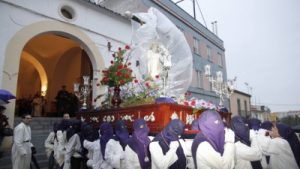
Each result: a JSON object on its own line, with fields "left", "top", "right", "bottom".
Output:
{"left": 77, "top": 7, "right": 232, "bottom": 134}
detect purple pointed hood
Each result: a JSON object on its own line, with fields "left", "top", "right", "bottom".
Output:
{"left": 197, "top": 110, "right": 225, "bottom": 154}
{"left": 114, "top": 120, "right": 129, "bottom": 149}
{"left": 99, "top": 122, "right": 114, "bottom": 159}
{"left": 261, "top": 121, "right": 273, "bottom": 130}
{"left": 231, "top": 116, "right": 250, "bottom": 146}
{"left": 162, "top": 119, "right": 185, "bottom": 143}
{"left": 128, "top": 119, "right": 151, "bottom": 169}
{"left": 248, "top": 118, "right": 261, "bottom": 131}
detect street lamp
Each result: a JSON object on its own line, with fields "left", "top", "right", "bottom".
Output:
{"left": 74, "top": 76, "right": 92, "bottom": 110}
{"left": 205, "top": 65, "right": 235, "bottom": 106}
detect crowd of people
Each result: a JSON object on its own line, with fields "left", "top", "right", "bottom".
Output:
{"left": 10, "top": 110, "right": 300, "bottom": 169}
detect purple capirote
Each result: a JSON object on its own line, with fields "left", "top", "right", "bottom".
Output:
{"left": 99, "top": 122, "right": 114, "bottom": 160}
{"left": 128, "top": 119, "right": 151, "bottom": 169}
{"left": 114, "top": 120, "right": 129, "bottom": 149}
{"left": 197, "top": 110, "right": 225, "bottom": 154}
{"left": 231, "top": 116, "right": 250, "bottom": 146}
{"left": 248, "top": 118, "right": 261, "bottom": 131}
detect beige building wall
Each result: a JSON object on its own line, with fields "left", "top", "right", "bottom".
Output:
{"left": 230, "top": 90, "right": 251, "bottom": 118}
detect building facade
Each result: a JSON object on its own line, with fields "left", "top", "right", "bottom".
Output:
{"left": 230, "top": 89, "right": 251, "bottom": 117}
{"left": 0, "top": 0, "right": 229, "bottom": 146}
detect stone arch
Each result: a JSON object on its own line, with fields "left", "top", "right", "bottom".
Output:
{"left": 21, "top": 51, "right": 48, "bottom": 96}
{"left": 2, "top": 20, "right": 104, "bottom": 124}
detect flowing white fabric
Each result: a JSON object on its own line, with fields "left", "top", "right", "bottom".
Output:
{"left": 267, "top": 137, "right": 298, "bottom": 169}
{"left": 83, "top": 139, "right": 102, "bottom": 169}
{"left": 53, "top": 130, "right": 67, "bottom": 167}
{"left": 149, "top": 139, "right": 189, "bottom": 169}
{"left": 195, "top": 141, "right": 235, "bottom": 169}
{"left": 234, "top": 133, "right": 262, "bottom": 169}
{"left": 63, "top": 133, "right": 82, "bottom": 169}
{"left": 130, "top": 7, "right": 193, "bottom": 98}
{"left": 44, "top": 131, "right": 55, "bottom": 158}
{"left": 11, "top": 122, "right": 32, "bottom": 169}
{"left": 104, "top": 139, "right": 125, "bottom": 169}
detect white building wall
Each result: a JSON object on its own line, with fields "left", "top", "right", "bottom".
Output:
{"left": 0, "top": 0, "right": 133, "bottom": 82}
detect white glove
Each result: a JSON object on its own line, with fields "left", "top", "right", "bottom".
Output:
{"left": 249, "top": 129, "right": 256, "bottom": 141}
{"left": 224, "top": 128, "right": 235, "bottom": 143}
{"left": 169, "top": 141, "right": 179, "bottom": 150}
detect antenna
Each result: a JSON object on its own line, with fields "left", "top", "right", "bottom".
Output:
{"left": 211, "top": 21, "right": 218, "bottom": 35}
{"left": 195, "top": 0, "right": 207, "bottom": 28}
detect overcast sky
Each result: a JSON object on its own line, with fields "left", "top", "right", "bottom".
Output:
{"left": 173, "top": 0, "right": 300, "bottom": 112}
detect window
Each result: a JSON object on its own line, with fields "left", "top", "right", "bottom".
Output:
{"left": 218, "top": 52, "right": 223, "bottom": 67}
{"left": 237, "top": 99, "right": 241, "bottom": 115}
{"left": 192, "top": 69, "right": 203, "bottom": 88}
{"left": 196, "top": 70, "right": 203, "bottom": 88}
{"left": 207, "top": 46, "right": 212, "bottom": 61}
{"left": 193, "top": 38, "right": 200, "bottom": 55}
{"left": 244, "top": 100, "right": 248, "bottom": 116}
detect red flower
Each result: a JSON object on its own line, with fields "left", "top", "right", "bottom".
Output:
{"left": 155, "top": 75, "right": 160, "bottom": 79}
{"left": 116, "top": 71, "right": 122, "bottom": 76}
{"left": 100, "top": 46, "right": 133, "bottom": 87}
{"left": 145, "top": 82, "right": 150, "bottom": 88}
{"left": 117, "top": 65, "right": 123, "bottom": 69}
{"left": 134, "top": 79, "right": 139, "bottom": 83}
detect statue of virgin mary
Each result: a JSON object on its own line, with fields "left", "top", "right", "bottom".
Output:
{"left": 128, "top": 7, "right": 193, "bottom": 98}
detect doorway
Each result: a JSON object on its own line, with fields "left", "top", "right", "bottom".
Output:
{"left": 16, "top": 33, "right": 93, "bottom": 117}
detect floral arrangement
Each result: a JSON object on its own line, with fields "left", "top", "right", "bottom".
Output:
{"left": 120, "top": 75, "right": 161, "bottom": 107}
{"left": 100, "top": 45, "right": 134, "bottom": 87}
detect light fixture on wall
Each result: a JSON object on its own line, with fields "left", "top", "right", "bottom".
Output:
{"left": 205, "top": 64, "right": 236, "bottom": 106}
{"left": 41, "top": 85, "right": 47, "bottom": 96}
{"left": 74, "top": 76, "right": 92, "bottom": 109}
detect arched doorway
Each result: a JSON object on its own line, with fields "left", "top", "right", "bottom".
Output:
{"left": 16, "top": 33, "right": 93, "bottom": 117}
{"left": 2, "top": 20, "right": 104, "bottom": 122}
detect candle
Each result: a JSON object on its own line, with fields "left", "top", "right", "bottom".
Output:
{"left": 83, "top": 76, "right": 90, "bottom": 85}
{"left": 74, "top": 83, "right": 80, "bottom": 92}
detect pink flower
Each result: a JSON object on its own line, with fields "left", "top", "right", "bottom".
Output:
{"left": 125, "top": 45, "right": 130, "bottom": 50}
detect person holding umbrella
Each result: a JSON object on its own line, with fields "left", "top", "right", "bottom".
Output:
{"left": 0, "top": 105, "right": 10, "bottom": 158}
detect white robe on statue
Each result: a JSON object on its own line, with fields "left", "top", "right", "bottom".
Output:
{"left": 12, "top": 122, "right": 33, "bottom": 169}
{"left": 83, "top": 139, "right": 102, "bottom": 169}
